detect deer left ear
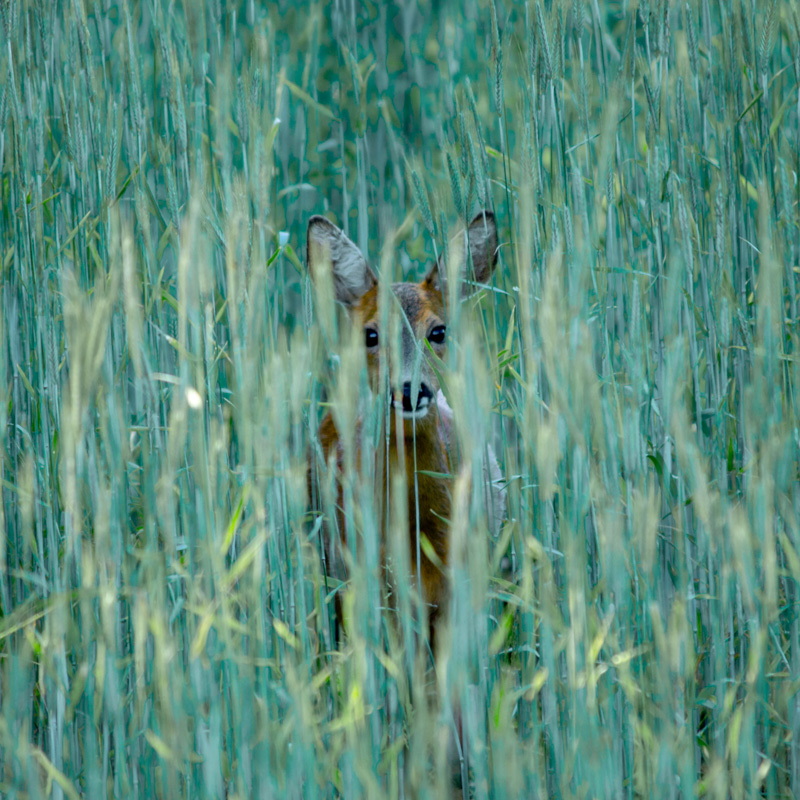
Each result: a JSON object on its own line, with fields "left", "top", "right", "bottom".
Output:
{"left": 307, "top": 215, "right": 377, "bottom": 307}
{"left": 424, "top": 210, "right": 498, "bottom": 298}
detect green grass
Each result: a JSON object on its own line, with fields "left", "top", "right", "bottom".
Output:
{"left": 1, "top": 0, "right": 799, "bottom": 798}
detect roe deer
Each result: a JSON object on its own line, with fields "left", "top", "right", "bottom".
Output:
{"left": 306, "top": 210, "right": 505, "bottom": 652}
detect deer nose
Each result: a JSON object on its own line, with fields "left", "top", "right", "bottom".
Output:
{"left": 401, "top": 381, "right": 433, "bottom": 413}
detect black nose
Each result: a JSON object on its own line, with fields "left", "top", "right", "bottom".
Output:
{"left": 402, "top": 381, "right": 433, "bottom": 412}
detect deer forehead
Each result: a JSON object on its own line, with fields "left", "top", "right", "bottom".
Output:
{"left": 354, "top": 281, "right": 444, "bottom": 332}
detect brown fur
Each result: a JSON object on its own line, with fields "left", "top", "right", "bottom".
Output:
{"left": 306, "top": 211, "right": 498, "bottom": 651}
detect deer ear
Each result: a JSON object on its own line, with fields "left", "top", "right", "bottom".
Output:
{"left": 464, "top": 210, "right": 499, "bottom": 289}
{"left": 424, "top": 210, "right": 498, "bottom": 299}
{"left": 307, "top": 215, "right": 377, "bottom": 306}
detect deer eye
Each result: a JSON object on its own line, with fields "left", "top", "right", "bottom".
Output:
{"left": 428, "top": 325, "right": 446, "bottom": 345}
{"left": 365, "top": 328, "right": 379, "bottom": 348}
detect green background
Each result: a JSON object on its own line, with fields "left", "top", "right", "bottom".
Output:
{"left": 1, "top": 0, "right": 799, "bottom": 797}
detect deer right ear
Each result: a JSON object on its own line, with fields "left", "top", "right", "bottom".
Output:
{"left": 307, "top": 216, "right": 377, "bottom": 307}
{"left": 423, "top": 210, "right": 498, "bottom": 300}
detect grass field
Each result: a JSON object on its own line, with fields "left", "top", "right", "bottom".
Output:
{"left": 1, "top": 0, "right": 799, "bottom": 797}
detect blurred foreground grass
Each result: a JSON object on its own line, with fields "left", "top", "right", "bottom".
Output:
{"left": 1, "top": 0, "right": 799, "bottom": 798}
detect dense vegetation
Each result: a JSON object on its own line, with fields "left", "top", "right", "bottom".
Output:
{"left": 1, "top": 0, "right": 799, "bottom": 797}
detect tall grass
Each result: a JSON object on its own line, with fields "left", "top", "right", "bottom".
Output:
{"left": 1, "top": 0, "right": 799, "bottom": 798}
